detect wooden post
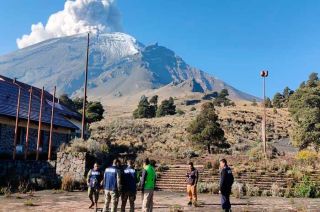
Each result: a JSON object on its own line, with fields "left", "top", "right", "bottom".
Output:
{"left": 13, "top": 86, "right": 21, "bottom": 160}
{"left": 36, "top": 87, "right": 44, "bottom": 160}
{"left": 81, "top": 33, "right": 90, "bottom": 140}
{"left": 24, "top": 87, "right": 33, "bottom": 160}
{"left": 48, "top": 86, "right": 56, "bottom": 160}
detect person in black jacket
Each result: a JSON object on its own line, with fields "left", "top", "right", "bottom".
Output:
{"left": 219, "top": 159, "right": 234, "bottom": 212}
{"left": 121, "top": 160, "right": 138, "bottom": 212}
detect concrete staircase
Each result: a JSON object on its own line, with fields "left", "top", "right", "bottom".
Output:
{"left": 155, "top": 164, "right": 320, "bottom": 192}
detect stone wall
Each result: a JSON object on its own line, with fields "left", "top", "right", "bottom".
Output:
{"left": 0, "top": 160, "right": 57, "bottom": 188}
{"left": 56, "top": 152, "right": 89, "bottom": 182}
{"left": 0, "top": 123, "right": 71, "bottom": 156}
{"left": 0, "top": 152, "right": 95, "bottom": 189}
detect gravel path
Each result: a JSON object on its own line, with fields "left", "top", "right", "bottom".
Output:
{"left": 1, "top": 190, "right": 320, "bottom": 212}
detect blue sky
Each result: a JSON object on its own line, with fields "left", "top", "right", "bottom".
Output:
{"left": 1, "top": 0, "right": 320, "bottom": 98}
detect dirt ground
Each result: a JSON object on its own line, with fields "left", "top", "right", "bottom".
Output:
{"left": 1, "top": 190, "right": 320, "bottom": 212}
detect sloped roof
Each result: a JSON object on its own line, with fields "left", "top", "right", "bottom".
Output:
{"left": 0, "top": 75, "right": 82, "bottom": 120}
{"left": 0, "top": 75, "right": 79, "bottom": 130}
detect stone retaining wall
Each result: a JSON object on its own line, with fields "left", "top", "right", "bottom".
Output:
{"left": 56, "top": 152, "right": 89, "bottom": 182}
{"left": 0, "top": 160, "right": 57, "bottom": 188}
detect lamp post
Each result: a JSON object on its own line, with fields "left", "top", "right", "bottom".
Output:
{"left": 260, "top": 70, "right": 269, "bottom": 157}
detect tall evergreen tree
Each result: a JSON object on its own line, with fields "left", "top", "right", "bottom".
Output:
{"left": 273, "top": 92, "right": 284, "bottom": 108}
{"left": 133, "top": 96, "right": 156, "bottom": 119}
{"left": 187, "top": 102, "right": 229, "bottom": 153}
{"left": 156, "top": 97, "right": 176, "bottom": 117}
{"left": 288, "top": 72, "right": 320, "bottom": 150}
{"left": 264, "top": 97, "right": 273, "bottom": 108}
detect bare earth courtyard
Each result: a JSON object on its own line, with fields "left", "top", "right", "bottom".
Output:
{"left": 0, "top": 190, "right": 320, "bottom": 212}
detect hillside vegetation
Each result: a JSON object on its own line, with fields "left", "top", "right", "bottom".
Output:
{"left": 88, "top": 99, "right": 292, "bottom": 162}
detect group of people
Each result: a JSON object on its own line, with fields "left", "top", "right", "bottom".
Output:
{"left": 186, "top": 159, "right": 234, "bottom": 212}
{"left": 87, "top": 158, "right": 234, "bottom": 212}
{"left": 86, "top": 158, "right": 156, "bottom": 212}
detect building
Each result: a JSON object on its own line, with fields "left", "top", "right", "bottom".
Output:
{"left": 0, "top": 75, "right": 81, "bottom": 159}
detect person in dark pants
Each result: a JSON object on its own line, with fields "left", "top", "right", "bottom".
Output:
{"left": 121, "top": 160, "right": 138, "bottom": 212}
{"left": 87, "top": 162, "right": 103, "bottom": 209}
{"left": 141, "top": 158, "right": 156, "bottom": 212}
{"left": 102, "top": 159, "right": 122, "bottom": 212}
{"left": 219, "top": 159, "right": 234, "bottom": 212}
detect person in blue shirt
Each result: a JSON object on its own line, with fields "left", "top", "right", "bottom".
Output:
{"left": 87, "top": 162, "right": 102, "bottom": 209}
{"left": 102, "top": 159, "right": 122, "bottom": 212}
{"left": 121, "top": 160, "right": 138, "bottom": 212}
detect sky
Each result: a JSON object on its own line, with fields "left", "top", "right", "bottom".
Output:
{"left": 0, "top": 0, "right": 320, "bottom": 98}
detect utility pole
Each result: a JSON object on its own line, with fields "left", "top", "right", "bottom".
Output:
{"left": 81, "top": 33, "right": 90, "bottom": 140}
{"left": 260, "top": 70, "right": 269, "bottom": 157}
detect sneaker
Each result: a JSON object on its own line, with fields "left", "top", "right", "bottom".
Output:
{"left": 187, "top": 201, "right": 192, "bottom": 206}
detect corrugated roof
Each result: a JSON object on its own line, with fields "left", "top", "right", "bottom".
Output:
{"left": 0, "top": 76, "right": 79, "bottom": 130}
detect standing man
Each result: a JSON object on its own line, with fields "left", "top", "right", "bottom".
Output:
{"left": 102, "top": 159, "right": 122, "bottom": 212}
{"left": 219, "top": 159, "right": 234, "bottom": 212}
{"left": 186, "top": 162, "right": 199, "bottom": 206}
{"left": 141, "top": 158, "right": 156, "bottom": 212}
{"left": 87, "top": 162, "right": 102, "bottom": 209}
{"left": 121, "top": 160, "right": 138, "bottom": 212}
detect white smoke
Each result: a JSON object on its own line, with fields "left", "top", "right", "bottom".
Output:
{"left": 17, "top": 0, "right": 121, "bottom": 49}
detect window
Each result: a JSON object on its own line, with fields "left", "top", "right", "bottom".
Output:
{"left": 17, "top": 127, "right": 26, "bottom": 145}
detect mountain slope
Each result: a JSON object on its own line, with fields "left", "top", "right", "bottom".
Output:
{"left": 0, "top": 32, "right": 257, "bottom": 102}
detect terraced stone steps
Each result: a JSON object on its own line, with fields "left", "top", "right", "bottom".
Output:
{"left": 155, "top": 164, "right": 320, "bottom": 192}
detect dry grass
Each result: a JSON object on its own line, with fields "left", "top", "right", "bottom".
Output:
{"left": 61, "top": 175, "right": 75, "bottom": 192}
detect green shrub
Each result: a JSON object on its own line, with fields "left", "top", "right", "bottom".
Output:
{"left": 64, "top": 138, "right": 109, "bottom": 157}
{"left": 245, "top": 184, "right": 260, "bottom": 196}
{"left": 261, "top": 190, "right": 271, "bottom": 196}
{"left": 176, "top": 109, "right": 185, "bottom": 116}
{"left": 197, "top": 182, "right": 219, "bottom": 194}
{"left": 286, "top": 166, "right": 304, "bottom": 181}
{"left": 205, "top": 161, "right": 213, "bottom": 169}
{"left": 232, "top": 182, "right": 245, "bottom": 198}
{"left": 271, "top": 183, "right": 283, "bottom": 197}
{"left": 157, "top": 164, "right": 169, "bottom": 172}
{"left": 247, "top": 145, "right": 264, "bottom": 161}
{"left": 294, "top": 176, "right": 320, "bottom": 198}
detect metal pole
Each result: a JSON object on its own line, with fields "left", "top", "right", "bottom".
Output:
{"left": 36, "top": 87, "right": 44, "bottom": 160}
{"left": 48, "top": 86, "right": 56, "bottom": 160}
{"left": 13, "top": 87, "right": 21, "bottom": 160}
{"left": 81, "top": 33, "right": 90, "bottom": 140}
{"left": 24, "top": 87, "right": 33, "bottom": 160}
{"left": 263, "top": 76, "right": 267, "bottom": 156}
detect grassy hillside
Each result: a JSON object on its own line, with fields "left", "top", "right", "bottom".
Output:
{"left": 89, "top": 98, "right": 292, "bottom": 162}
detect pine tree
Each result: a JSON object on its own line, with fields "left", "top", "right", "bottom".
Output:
{"left": 273, "top": 92, "right": 284, "bottom": 108}
{"left": 187, "top": 102, "right": 229, "bottom": 153}
{"left": 288, "top": 73, "right": 320, "bottom": 150}
{"left": 156, "top": 97, "right": 176, "bottom": 117}
{"left": 133, "top": 96, "right": 156, "bottom": 118}
{"left": 306, "top": 72, "right": 319, "bottom": 87}
{"left": 264, "top": 97, "right": 273, "bottom": 108}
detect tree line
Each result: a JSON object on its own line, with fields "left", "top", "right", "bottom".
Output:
{"left": 59, "top": 94, "right": 104, "bottom": 123}
{"left": 133, "top": 95, "right": 177, "bottom": 119}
